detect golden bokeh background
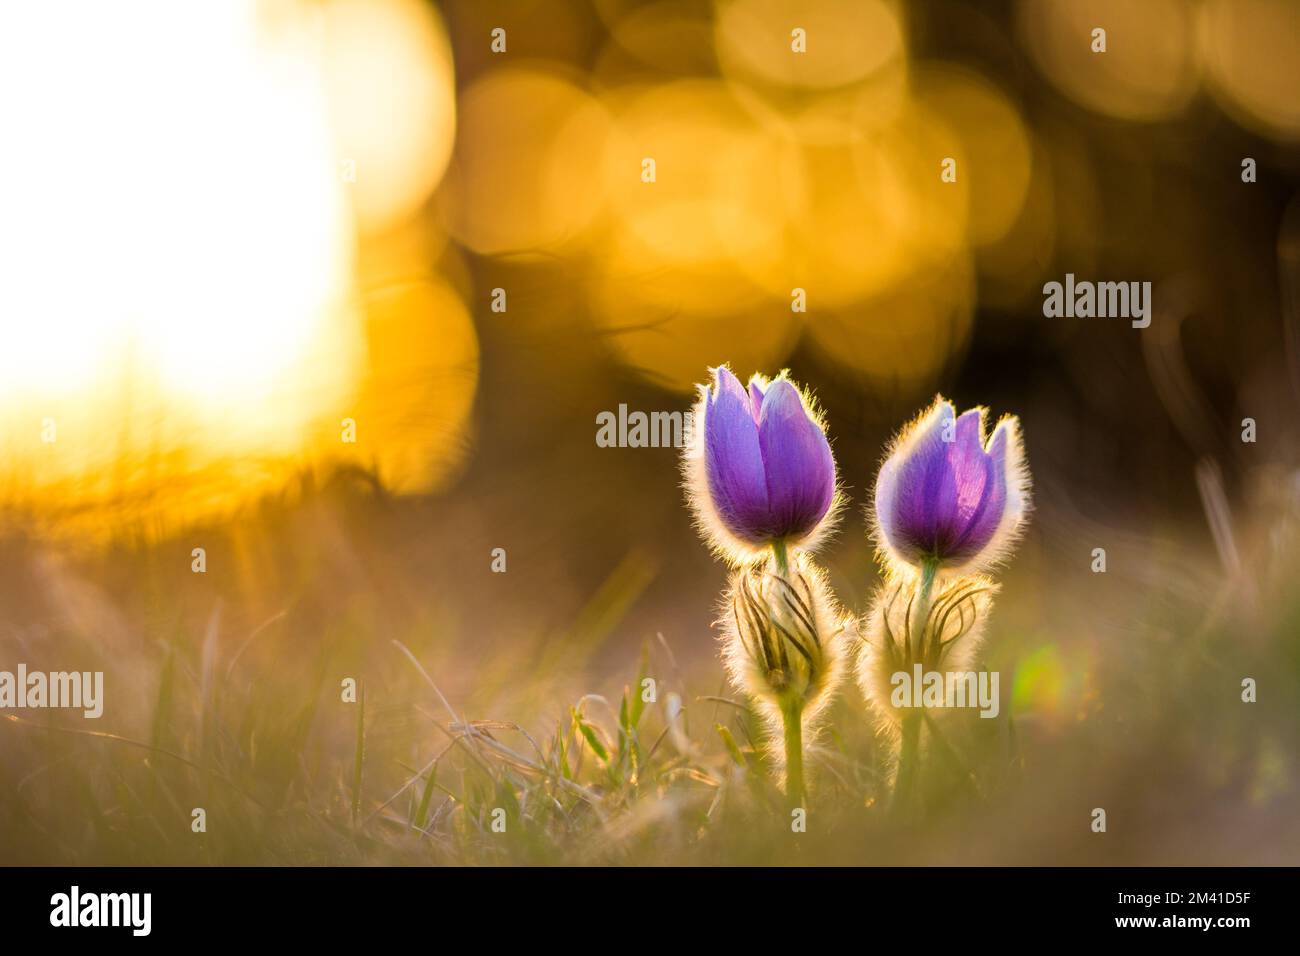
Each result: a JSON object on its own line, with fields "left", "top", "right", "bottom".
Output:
{"left": 4, "top": 0, "right": 1297, "bottom": 536}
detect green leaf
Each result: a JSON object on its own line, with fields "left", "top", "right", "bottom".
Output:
{"left": 413, "top": 762, "right": 438, "bottom": 830}
{"left": 350, "top": 681, "right": 365, "bottom": 828}
{"left": 573, "top": 708, "right": 609, "bottom": 763}
{"left": 629, "top": 644, "right": 650, "bottom": 729}
{"left": 618, "top": 690, "right": 631, "bottom": 762}
{"left": 717, "top": 724, "right": 745, "bottom": 767}
{"left": 556, "top": 728, "right": 573, "bottom": 781}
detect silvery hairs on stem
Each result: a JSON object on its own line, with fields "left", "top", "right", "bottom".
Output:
{"left": 719, "top": 553, "right": 850, "bottom": 757}
{"left": 856, "top": 572, "right": 998, "bottom": 733}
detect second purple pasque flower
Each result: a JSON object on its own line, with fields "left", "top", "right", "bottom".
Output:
{"left": 873, "top": 396, "right": 1030, "bottom": 575}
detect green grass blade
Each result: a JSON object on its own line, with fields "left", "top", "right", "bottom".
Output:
{"left": 350, "top": 681, "right": 365, "bottom": 828}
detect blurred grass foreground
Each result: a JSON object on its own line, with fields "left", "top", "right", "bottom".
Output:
{"left": 2, "top": 0, "right": 1300, "bottom": 864}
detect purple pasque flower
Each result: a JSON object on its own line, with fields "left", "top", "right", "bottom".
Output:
{"left": 873, "top": 397, "right": 1029, "bottom": 574}
{"left": 685, "top": 366, "right": 838, "bottom": 561}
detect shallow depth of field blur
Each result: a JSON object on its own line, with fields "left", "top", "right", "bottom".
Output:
{"left": 1, "top": 0, "right": 1298, "bottom": 865}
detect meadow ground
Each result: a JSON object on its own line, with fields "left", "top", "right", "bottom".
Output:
{"left": 1, "top": 464, "right": 1297, "bottom": 866}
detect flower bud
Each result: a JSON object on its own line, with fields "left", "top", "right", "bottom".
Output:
{"left": 856, "top": 572, "right": 998, "bottom": 729}
{"left": 720, "top": 553, "right": 848, "bottom": 741}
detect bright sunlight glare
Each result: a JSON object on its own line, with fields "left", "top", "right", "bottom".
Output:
{"left": 0, "top": 0, "right": 362, "bottom": 518}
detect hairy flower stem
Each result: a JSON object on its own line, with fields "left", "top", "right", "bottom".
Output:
{"left": 780, "top": 693, "right": 804, "bottom": 809}
{"left": 770, "top": 539, "right": 804, "bottom": 806}
{"left": 771, "top": 538, "right": 790, "bottom": 578}
{"left": 893, "top": 557, "right": 938, "bottom": 817}
{"left": 912, "top": 557, "right": 938, "bottom": 660}
{"left": 892, "top": 711, "right": 921, "bottom": 817}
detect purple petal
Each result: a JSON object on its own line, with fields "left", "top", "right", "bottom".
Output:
{"left": 747, "top": 379, "right": 766, "bottom": 421}
{"left": 948, "top": 423, "right": 1011, "bottom": 557}
{"left": 756, "top": 379, "right": 834, "bottom": 539}
{"left": 938, "top": 410, "right": 992, "bottom": 551}
{"left": 884, "top": 402, "right": 954, "bottom": 559}
{"left": 873, "top": 456, "right": 903, "bottom": 555}
{"left": 704, "top": 368, "right": 771, "bottom": 543}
